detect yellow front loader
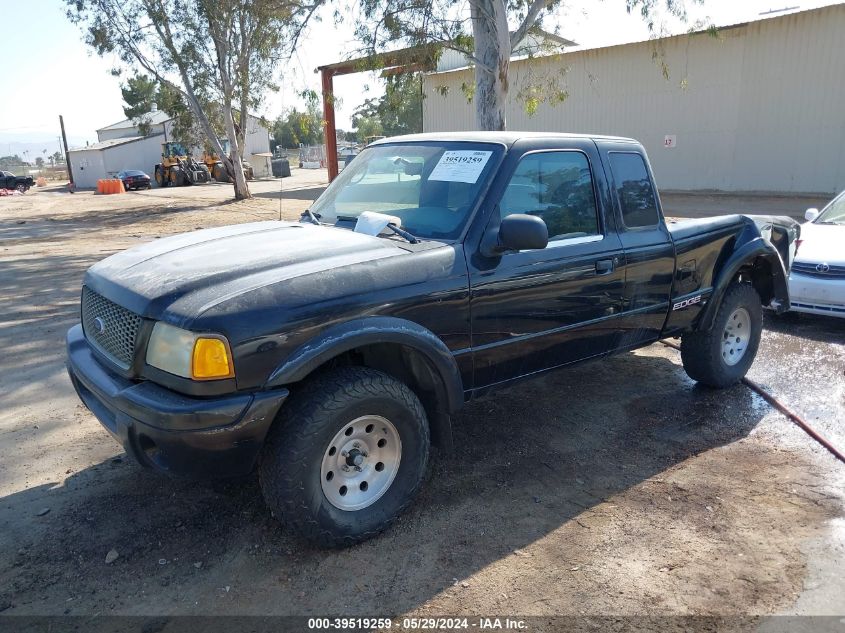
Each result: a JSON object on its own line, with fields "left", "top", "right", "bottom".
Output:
{"left": 202, "top": 139, "right": 254, "bottom": 183}
{"left": 154, "top": 142, "right": 211, "bottom": 187}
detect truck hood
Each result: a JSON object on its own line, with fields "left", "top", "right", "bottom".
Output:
{"left": 84, "top": 221, "right": 408, "bottom": 321}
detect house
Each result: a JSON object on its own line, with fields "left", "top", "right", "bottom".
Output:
{"left": 68, "top": 104, "right": 273, "bottom": 188}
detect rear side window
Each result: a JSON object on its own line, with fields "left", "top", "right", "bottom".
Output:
{"left": 609, "top": 152, "right": 659, "bottom": 228}
{"left": 500, "top": 151, "right": 600, "bottom": 242}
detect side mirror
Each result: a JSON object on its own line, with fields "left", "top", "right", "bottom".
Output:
{"left": 805, "top": 208, "right": 820, "bottom": 222}
{"left": 483, "top": 214, "right": 548, "bottom": 256}
{"left": 403, "top": 162, "right": 422, "bottom": 176}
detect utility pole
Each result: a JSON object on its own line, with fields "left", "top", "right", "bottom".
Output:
{"left": 59, "top": 115, "right": 74, "bottom": 184}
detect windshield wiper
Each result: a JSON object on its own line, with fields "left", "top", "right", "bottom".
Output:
{"left": 333, "top": 214, "right": 420, "bottom": 244}
{"left": 300, "top": 208, "right": 322, "bottom": 225}
{"left": 384, "top": 223, "right": 420, "bottom": 244}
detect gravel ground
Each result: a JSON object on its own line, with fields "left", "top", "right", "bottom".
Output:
{"left": 0, "top": 174, "right": 843, "bottom": 626}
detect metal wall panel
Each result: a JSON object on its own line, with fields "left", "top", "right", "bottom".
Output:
{"left": 422, "top": 5, "right": 845, "bottom": 194}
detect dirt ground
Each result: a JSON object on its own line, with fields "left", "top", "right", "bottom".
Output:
{"left": 1, "top": 173, "right": 843, "bottom": 628}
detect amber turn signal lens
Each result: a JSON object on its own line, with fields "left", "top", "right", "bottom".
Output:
{"left": 191, "top": 338, "right": 232, "bottom": 379}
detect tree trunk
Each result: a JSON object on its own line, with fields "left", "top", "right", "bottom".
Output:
{"left": 469, "top": 0, "right": 511, "bottom": 131}
{"left": 222, "top": 103, "right": 251, "bottom": 200}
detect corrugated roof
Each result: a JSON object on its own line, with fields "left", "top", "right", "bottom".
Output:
{"left": 68, "top": 134, "right": 162, "bottom": 152}
{"left": 97, "top": 109, "right": 172, "bottom": 132}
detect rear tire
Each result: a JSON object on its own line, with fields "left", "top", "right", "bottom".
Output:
{"left": 259, "top": 367, "right": 430, "bottom": 547}
{"left": 681, "top": 282, "right": 762, "bottom": 388}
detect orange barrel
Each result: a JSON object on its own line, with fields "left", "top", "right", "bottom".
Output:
{"left": 117, "top": 179, "right": 125, "bottom": 193}
{"left": 96, "top": 179, "right": 103, "bottom": 193}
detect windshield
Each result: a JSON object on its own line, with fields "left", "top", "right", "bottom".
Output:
{"left": 311, "top": 142, "right": 503, "bottom": 240}
{"left": 816, "top": 190, "right": 845, "bottom": 225}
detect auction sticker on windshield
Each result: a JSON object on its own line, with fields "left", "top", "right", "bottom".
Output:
{"left": 429, "top": 150, "right": 492, "bottom": 183}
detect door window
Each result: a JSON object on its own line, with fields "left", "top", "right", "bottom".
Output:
{"left": 608, "top": 152, "right": 660, "bottom": 228}
{"left": 500, "top": 151, "right": 600, "bottom": 243}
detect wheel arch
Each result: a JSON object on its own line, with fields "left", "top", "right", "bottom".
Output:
{"left": 697, "top": 237, "right": 789, "bottom": 331}
{"left": 264, "top": 317, "right": 464, "bottom": 450}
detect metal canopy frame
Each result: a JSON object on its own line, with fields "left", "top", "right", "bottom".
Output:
{"left": 316, "top": 44, "right": 440, "bottom": 181}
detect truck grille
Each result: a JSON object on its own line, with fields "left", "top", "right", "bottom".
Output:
{"left": 81, "top": 287, "right": 143, "bottom": 369}
{"left": 791, "top": 262, "right": 845, "bottom": 279}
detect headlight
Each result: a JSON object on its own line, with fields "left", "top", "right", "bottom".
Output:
{"left": 146, "top": 322, "right": 234, "bottom": 380}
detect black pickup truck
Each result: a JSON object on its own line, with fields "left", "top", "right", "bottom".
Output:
{"left": 66, "top": 132, "right": 789, "bottom": 546}
{"left": 0, "top": 170, "right": 35, "bottom": 192}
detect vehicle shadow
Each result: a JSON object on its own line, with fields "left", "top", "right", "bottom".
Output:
{"left": 0, "top": 350, "right": 768, "bottom": 616}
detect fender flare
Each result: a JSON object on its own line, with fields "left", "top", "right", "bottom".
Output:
{"left": 698, "top": 236, "right": 789, "bottom": 331}
{"left": 264, "top": 316, "right": 465, "bottom": 414}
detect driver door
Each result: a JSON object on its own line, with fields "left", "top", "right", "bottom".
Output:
{"left": 468, "top": 142, "right": 626, "bottom": 390}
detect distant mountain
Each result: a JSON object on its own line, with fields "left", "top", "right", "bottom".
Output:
{"left": 0, "top": 135, "right": 91, "bottom": 161}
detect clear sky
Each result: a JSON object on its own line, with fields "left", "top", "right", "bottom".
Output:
{"left": 0, "top": 0, "right": 840, "bottom": 153}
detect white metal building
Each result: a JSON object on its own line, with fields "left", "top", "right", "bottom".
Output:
{"left": 422, "top": 5, "right": 845, "bottom": 195}
{"left": 68, "top": 106, "right": 273, "bottom": 188}
{"left": 435, "top": 29, "right": 577, "bottom": 73}
{"left": 68, "top": 135, "right": 164, "bottom": 189}
{"left": 96, "top": 109, "right": 173, "bottom": 142}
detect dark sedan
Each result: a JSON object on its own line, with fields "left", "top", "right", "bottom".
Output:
{"left": 117, "top": 170, "right": 152, "bottom": 190}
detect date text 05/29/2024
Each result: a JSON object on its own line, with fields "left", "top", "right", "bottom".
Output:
{"left": 307, "top": 617, "right": 527, "bottom": 630}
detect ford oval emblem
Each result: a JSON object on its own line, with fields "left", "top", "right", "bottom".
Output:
{"left": 93, "top": 317, "right": 106, "bottom": 334}
{"left": 815, "top": 263, "right": 830, "bottom": 273}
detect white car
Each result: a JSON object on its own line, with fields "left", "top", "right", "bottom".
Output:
{"left": 788, "top": 190, "right": 845, "bottom": 318}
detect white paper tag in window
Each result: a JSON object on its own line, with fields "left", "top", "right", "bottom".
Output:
{"left": 428, "top": 150, "right": 492, "bottom": 183}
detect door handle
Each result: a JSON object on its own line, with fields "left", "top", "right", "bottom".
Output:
{"left": 595, "top": 259, "right": 614, "bottom": 275}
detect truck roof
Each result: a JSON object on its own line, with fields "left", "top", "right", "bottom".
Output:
{"left": 370, "top": 131, "right": 640, "bottom": 147}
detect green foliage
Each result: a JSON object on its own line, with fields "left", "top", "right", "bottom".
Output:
{"left": 119, "top": 73, "right": 205, "bottom": 145}
{"left": 0, "top": 155, "right": 23, "bottom": 168}
{"left": 514, "top": 65, "right": 569, "bottom": 117}
{"left": 272, "top": 106, "right": 324, "bottom": 148}
{"left": 272, "top": 91, "right": 325, "bottom": 148}
{"left": 350, "top": 73, "right": 423, "bottom": 141}
{"left": 352, "top": 115, "right": 384, "bottom": 143}
{"left": 121, "top": 75, "right": 157, "bottom": 119}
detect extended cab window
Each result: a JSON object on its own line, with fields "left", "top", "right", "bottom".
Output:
{"left": 500, "top": 151, "right": 600, "bottom": 243}
{"left": 609, "top": 152, "right": 660, "bottom": 228}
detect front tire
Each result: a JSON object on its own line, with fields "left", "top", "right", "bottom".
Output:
{"left": 259, "top": 367, "right": 430, "bottom": 547}
{"left": 681, "top": 282, "right": 762, "bottom": 388}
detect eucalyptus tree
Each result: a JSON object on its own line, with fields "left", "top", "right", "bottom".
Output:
{"left": 356, "top": 0, "right": 705, "bottom": 131}
{"left": 66, "top": 0, "right": 320, "bottom": 199}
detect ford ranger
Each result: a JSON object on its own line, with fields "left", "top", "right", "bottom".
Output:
{"left": 66, "top": 132, "right": 789, "bottom": 546}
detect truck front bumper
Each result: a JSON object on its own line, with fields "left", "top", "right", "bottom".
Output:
{"left": 66, "top": 324, "right": 289, "bottom": 477}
